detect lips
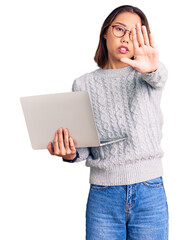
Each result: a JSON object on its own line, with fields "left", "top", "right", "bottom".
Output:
{"left": 118, "top": 46, "right": 129, "bottom": 54}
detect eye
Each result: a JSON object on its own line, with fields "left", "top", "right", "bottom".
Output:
{"left": 115, "top": 26, "right": 124, "bottom": 32}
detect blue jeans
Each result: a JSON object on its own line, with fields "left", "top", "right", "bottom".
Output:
{"left": 86, "top": 176, "right": 169, "bottom": 240}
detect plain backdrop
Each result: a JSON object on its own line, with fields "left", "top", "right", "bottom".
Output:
{"left": 0, "top": 0, "right": 188, "bottom": 239}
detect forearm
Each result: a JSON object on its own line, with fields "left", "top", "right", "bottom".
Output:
{"left": 140, "top": 61, "right": 168, "bottom": 89}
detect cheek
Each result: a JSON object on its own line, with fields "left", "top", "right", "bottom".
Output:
{"left": 106, "top": 36, "right": 118, "bottom": 51}
{"left": 128, "top": 43, "right": 134, "bottom": 55}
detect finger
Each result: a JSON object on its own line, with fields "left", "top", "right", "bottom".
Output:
{"left": 58, "top": 127, "right": 66, "bottom": 154}
{"left": 120, "top": 57, "right": 137, "bottom": 68}
{"left": 136, "top": 22, "right": 144, "bottom": 46}
{"left": 63, "top": 128, "right": 70, "bottom": 152}
{"left": 47, "top": 142, "right": 55, "bottom": 155}
{"left": 141, "top": 25, "right": 150, "bottom": 46}
{"left": 149, "top": 32, "right": 157, "bottom": 49}
{"left": 69, "top": 137, "right": 76, "bottom": 153}
{"left": 53, "top": 130, "right": 59, "bottom": 154}
{"left": 131, "top": 26, "right": 139, "bottom": 49}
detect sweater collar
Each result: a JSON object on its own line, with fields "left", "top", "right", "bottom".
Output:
{"left": 95, "top": 65, "right": 133, "bottom": 77}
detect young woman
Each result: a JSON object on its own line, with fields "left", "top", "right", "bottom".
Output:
{"left": 47, "top": 5, "right": 169, "bottom": 240}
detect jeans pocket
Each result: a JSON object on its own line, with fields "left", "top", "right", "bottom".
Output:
{"left": 142, "top": 176, "right": 163, "bottom": 188}
{"left": 90, "top": 184, "right": 110, "bottom": 191}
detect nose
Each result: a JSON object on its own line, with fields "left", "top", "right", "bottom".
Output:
{"left": 121, "top": 31, "right": 130, "bottom": 43}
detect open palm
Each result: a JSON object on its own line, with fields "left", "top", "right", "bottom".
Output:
{"left": 120, "top": 23, "right": 159, "bottom": 73}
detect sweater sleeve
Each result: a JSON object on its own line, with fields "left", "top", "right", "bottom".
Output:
{"left": 62, "top": 78, "right": 93, "bottom": 163}
{"left": 140, "top": 60, "right": 168, "bottom": 89}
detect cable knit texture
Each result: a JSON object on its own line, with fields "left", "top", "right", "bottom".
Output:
{"left": 69, "top": 60, "right": 168, "bottom": 186}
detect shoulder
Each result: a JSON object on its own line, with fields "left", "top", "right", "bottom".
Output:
{"left": 73, "top": 68, "right": 99, "bottom": 85}
{"left": 72, "top": 68, "right": 99, "bottom": 91}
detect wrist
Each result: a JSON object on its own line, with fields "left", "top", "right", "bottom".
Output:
{"left": 147, "top": 69, "right": 158, "bottom": 73}
{"left": 62, "top": 151, "right": 79, "bottom": 163}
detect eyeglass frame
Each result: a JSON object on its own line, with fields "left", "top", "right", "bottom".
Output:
{"left": 111, "top": 24, "right": 133, "bottom": 39}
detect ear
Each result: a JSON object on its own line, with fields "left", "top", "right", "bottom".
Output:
{"left": 103, "top": 33, "right": 107, "bottom": 39}
{"left": 103, "top": 29, "right": 108, "bottom": 39}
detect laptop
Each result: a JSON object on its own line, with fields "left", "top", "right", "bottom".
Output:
{"left": 20, "top": 91, "right": 127, "bottom": 149}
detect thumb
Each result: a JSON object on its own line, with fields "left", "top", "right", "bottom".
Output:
{"left": 120, "top": 57, "right": 136, "bottom": 68}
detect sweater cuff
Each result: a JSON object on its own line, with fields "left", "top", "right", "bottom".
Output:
{"left": 147, "top": 69, "right": 158, "bottom": 74}
{"left": 140, "top": 62, "right": 168, "bottom": 89}
{"left": 140, "top": 69, "right": 158, "bottom": 84}
{"left": 142, "top": 69, "right": 158, "bottom": 76}
{"left": 62, "top": 151, "right": 80, "bottom": 163}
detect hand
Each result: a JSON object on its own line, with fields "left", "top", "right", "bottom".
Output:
{"left": 120, "top": 23, "right": 159, "bottom": 73}
{"left": 47, "top": 127, "right": 77, "bottom": 160}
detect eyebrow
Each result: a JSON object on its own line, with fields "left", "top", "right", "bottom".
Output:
{"left": 114, "top": 22, "right": 127, "bottom": 27}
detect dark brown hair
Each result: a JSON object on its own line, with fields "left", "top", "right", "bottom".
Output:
{"left": 94, "top": 5, "right": 151, "bottom": 69}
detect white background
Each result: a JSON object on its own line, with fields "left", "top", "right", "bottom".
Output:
{"left": 0, "top": 0, "right": 188, "bottom": 239}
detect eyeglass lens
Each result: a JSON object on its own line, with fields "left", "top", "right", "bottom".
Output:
{"left": 113, "top": 25, "right": 133, "bottom": 40}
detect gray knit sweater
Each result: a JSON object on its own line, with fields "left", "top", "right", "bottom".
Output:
{"left": 64, "top": 60, "right": 168, "bottom": 186}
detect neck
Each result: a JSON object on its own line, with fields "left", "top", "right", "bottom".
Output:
{"left": 103, "top": 58, "right": 129, "bottom": 70}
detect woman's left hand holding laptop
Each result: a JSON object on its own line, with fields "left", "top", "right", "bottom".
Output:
{"left": 47, "top": 127, "right": 77, "bottom": 161}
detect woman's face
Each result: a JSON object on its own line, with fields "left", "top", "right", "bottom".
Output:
{"left": 103, "top": 12, "right": 142, "bottom": 69}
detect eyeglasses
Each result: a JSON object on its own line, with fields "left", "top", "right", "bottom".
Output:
{"left": 111, "top": 24, "right": 133, "bottom": 41}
